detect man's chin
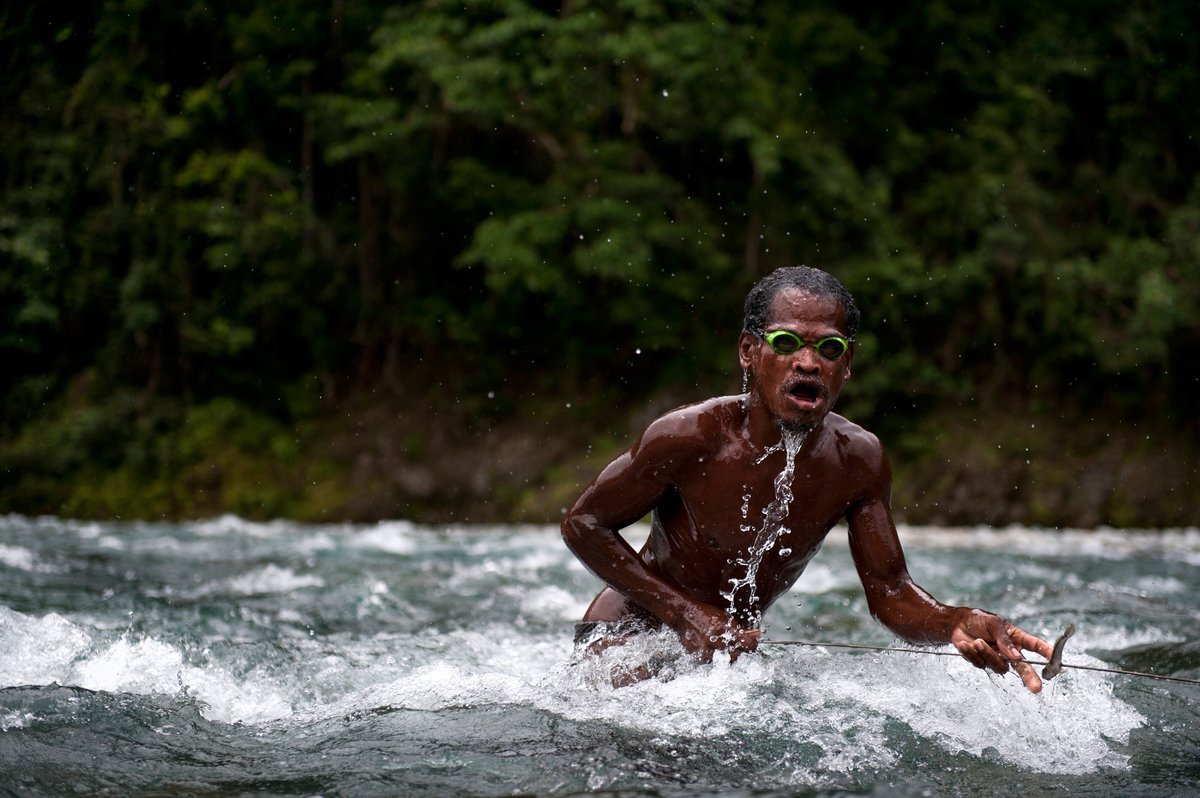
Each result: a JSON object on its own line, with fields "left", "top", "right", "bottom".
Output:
{"left": 775, "top": 401, "right": 835, "bottom": 433}
{"left": 777, "top": 415, "right": 818, "bottom": 434}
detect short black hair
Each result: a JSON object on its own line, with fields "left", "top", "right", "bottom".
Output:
{"left": 743, "top": 266, "right": 860, "bottom": 340}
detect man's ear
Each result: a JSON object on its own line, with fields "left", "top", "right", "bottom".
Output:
{"left": 737, "top": 331, "right": 757, "bottom": 369}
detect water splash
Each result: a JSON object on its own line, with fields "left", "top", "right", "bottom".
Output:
{"left": 722, "top": 427, "right": 808, "bottom": 628}
{"left": 738, "top": 486, "right": 754, "bottom": 536}
{"left": 0, "top": 516, "right": 1179, "bottom": 794}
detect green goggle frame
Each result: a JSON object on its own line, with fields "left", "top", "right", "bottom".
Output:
{"left": 755, "top": 329, "right": 852, "bottom": 360}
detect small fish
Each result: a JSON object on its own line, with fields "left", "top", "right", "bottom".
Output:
{"left": 1041, "top": 623, "right": 1075, "bottom": 681}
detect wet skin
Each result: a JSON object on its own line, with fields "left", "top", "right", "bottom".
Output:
{"left": 561, "top": 289, "right": 1055, "bottom": 692}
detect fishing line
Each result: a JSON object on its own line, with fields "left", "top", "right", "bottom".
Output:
{"left": 762, "top": 638, "right": 1200, "bottom": 687}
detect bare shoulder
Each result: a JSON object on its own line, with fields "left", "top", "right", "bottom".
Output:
{"left": 823, "top": 413, "right": 891, "bottom": 489}
{"left": 632, "top": 395, "right": 745, "bottom": 465}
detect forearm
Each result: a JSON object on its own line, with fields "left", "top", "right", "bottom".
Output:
{"left": 865, "top": 578, "right": 975, "bottom": 645}
{"left": 561, "top": 513, "right": 702, "bottom": 626}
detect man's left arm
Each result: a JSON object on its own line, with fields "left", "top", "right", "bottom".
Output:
{"left": 845, "top": 440, "right": 1055, "bottom": 693}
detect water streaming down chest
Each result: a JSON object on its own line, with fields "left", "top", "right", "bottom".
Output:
{"left": 721, "top": 427, "right": 808, "bottom": 628}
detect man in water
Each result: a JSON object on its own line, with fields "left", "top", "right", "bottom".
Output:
{"left": 561, "top": 266, "right": 1055, "bottom": 692}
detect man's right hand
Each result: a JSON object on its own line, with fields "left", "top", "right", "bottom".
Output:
{"left": 675, "top": 602, "right": 762, "bottom": 662}
{"left": 949, "top": 610, "right": 1054, "bottom": 693}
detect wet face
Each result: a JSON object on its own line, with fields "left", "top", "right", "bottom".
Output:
{"left": 738, "top": 289, "right": 854, "bottom": 431}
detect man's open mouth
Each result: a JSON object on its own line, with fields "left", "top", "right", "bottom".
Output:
{"left": 786, "top": 380, "right": 825, "bottom": 407}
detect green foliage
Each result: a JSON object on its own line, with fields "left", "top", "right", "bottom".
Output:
{"left": 2, "top": 0, "right": 1199, "bottom": 521}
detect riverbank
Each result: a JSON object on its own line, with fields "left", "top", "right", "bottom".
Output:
{"left": 1, "top": 383, "right": 1195, "bottom": 529}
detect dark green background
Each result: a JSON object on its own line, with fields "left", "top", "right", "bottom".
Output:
{"left": 3, "top": 1, "right": 1198, "bottom": 526}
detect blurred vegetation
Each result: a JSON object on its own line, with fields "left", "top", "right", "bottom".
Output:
{"left": 2, "top": 1, "right": 1198, "bottom": 526}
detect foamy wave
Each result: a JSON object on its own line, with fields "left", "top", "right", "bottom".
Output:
{"left": 509, "top": 584, "right": 589, "bottom": 622}
{"left": 0, "top": 607, "right": 297, "bottom": 724}
{"left": 897, "top": 525, "right": 1200, "bottom": 562}
{"left": 351, "top": 521, "right": 423, "bottom": 554}
{"left": 0, "top": 607, "right": 92, "bottom": 685}
{"left": 191, "top": 514, "right": 292, "bottom": 538}
{"left": 808, "top": 645, "right": 1142, "bottom": 775}
{"left": 2, "top": 594, "right": 1149, "bottom": 780}
{"left": 0, "top": 544, "right": 39, "bottom": 571}
{"left": 220, "top": 564, "right": 325, "bottom": 596}
{"left": 0, "top": 709, "right": 36, "bottom": 731}
{"left": 71, "top": 637, "right": 294, "bottom": 724}
{"left": 312, "top": 623, "right": 1145, "bottom": 779}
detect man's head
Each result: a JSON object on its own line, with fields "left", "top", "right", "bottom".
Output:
{"left": 743, "top": 266, "right": 859, "bottom": 340}
{"left": 738, "top": 267, "right": 859, "bottom": 431}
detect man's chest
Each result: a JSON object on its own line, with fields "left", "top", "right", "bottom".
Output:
{"left": 669, "top": 449, "right": 855, "bottom": 550}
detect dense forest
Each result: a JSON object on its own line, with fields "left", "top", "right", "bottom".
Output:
{"left": 2, "top": 1, "right": 1198, "bottom": 526}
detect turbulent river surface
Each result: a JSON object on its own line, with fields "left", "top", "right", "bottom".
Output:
{"left": 1, "top": 515, "right": 1198, "bottom": 797}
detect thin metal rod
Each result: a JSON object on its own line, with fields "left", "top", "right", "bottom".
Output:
{"left": 762, "top": 639, "right": 1200, "bottom": 687}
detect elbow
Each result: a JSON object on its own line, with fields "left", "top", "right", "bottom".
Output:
{"left": 561, "top": 507, "right": 612, "bottom": 561}
{"left": 560, "top": 508, "right": 589, "bottom": 553}
{"left": 862, "top": 581, "right": 912, "bottom": 636}
{"left": 864, "top": 595, "right": 895, "bottom": 632}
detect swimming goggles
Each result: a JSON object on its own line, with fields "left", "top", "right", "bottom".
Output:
{"left": 754, "top": 329, "right": 853, "bottom": 361}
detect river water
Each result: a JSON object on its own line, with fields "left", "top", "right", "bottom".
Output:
{"left": 1, "top": 514, "right": 1197, "bottom": 797}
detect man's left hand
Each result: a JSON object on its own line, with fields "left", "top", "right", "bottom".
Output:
{"left": 950, "top": 610, "right": 1055, "bottom": 693}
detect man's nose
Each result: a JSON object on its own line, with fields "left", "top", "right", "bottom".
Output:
{"left": 792, "top": 347, "right": 822, "bottom": 372}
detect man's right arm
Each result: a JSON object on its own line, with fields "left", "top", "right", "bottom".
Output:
{"left": 560, "top": 414, "right": 759, "bottom": 660}
{"left": 845, "top": 431, "right": 1054, "bottom": 691}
